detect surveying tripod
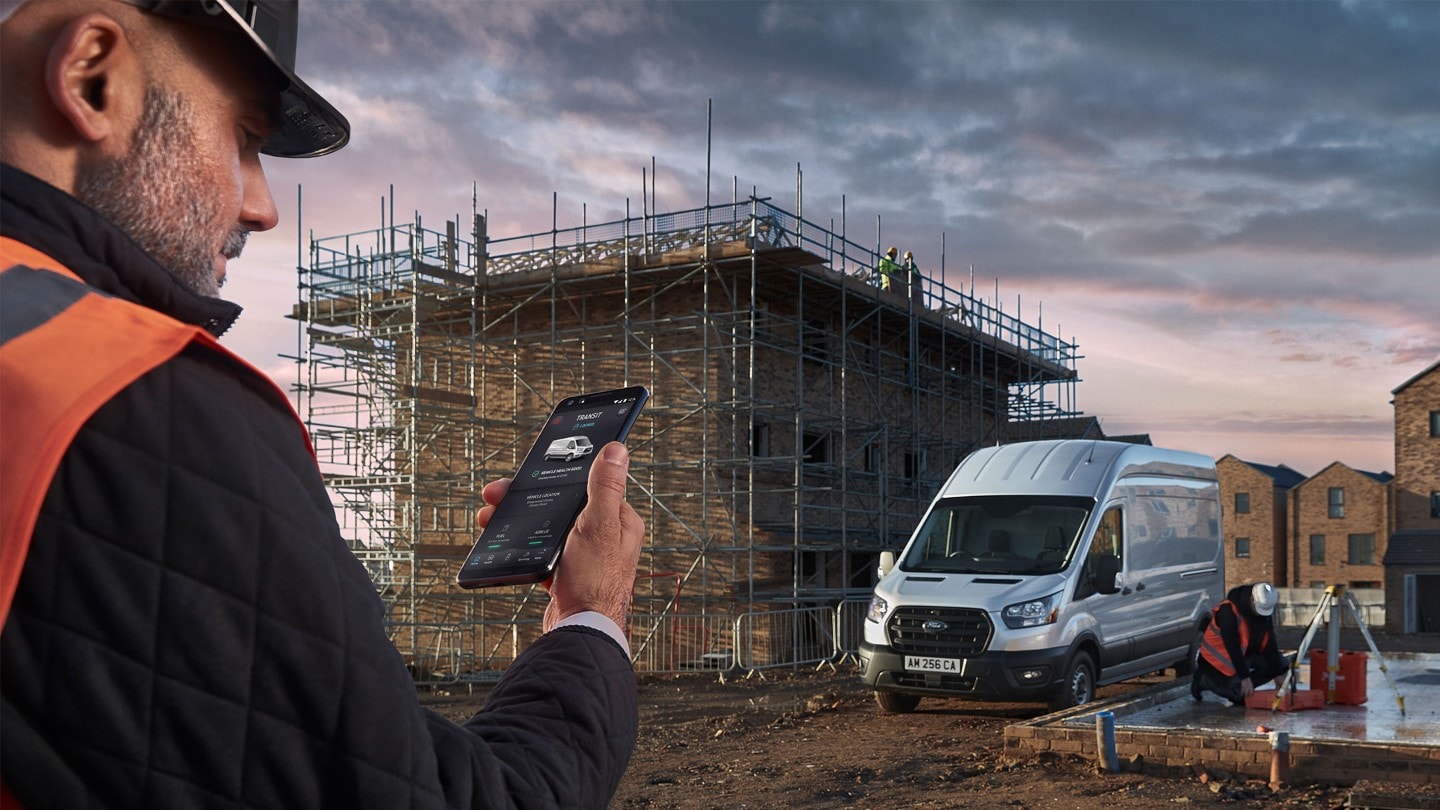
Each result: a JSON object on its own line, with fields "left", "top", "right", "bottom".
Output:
{"left": 1273, "top": 584, "right": 1406, "bottom": 716}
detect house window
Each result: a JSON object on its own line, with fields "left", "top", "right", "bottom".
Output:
{"left": 1347, "top": 533, "right": 1375, "bottom": 565}
{"left": 1432, "top": 491, "right": 1440, "bottom": 519}
{"left": 751, "top": 422, "right": 770, "bottom": 457}
{"left": 802, "top": 431, "right": 831, "bottom": 465}
{"left": 1328, "top": 487, "right": 1345, "bottom": 519}
{"left": 1235, "top": 492, "right": 1250, "bottom": 514}
{"left": 1309, "top": 534, "right": 1325, "bottom": 565}
{"left": 1431, "top": 410, "right": 1440, "bottom": 438}
{"left": 1235, "top": 537, "right": 1251, "bottom": 558}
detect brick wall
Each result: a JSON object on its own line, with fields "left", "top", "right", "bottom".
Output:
{"left": 1393, "top": 364, "right": 1440, "bottom": 532}
{"left": 1291, "top": 465, "right": 1389, "bottom": 589}
{"left": 1217, "top": 456, "right": 1287, "bottom": 589}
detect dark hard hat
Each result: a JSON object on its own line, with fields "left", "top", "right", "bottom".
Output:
{"left": 119, "top": 0, "right": 349, "bottom": 157}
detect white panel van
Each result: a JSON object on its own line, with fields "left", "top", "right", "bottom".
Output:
{"left": 858, "top": 440, "right": 1223, "bottom": 711}
{"left": 544, "top": 435, "right": 594, "bottom": 462}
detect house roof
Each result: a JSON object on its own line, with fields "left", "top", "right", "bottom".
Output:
{"left": 1235, "top": 459, "right": 1307, "bottom": 489}
{"left": 1309, "top": 459, "right": 1394, "bottom": 485}
{"left": 1382, "top": 530, "right": 1440, "bottom": 566}
{"left": 1392, "top": 358, "right": 1440, "bottom": 396}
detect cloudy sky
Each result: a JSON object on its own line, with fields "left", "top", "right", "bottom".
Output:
{"left": 228, "top": 0, "right": 1440, "bottom": 477}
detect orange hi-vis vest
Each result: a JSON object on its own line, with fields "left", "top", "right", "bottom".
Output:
{"left": 1197, "top": 599, "right": 1269, "bottom": 677}
{"left": 0, "top": 236, "right": 310, "bottom": 629}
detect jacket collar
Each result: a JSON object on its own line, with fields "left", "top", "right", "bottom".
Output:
{"left": 0, "top": 163, "right": 243, "bottom": 336}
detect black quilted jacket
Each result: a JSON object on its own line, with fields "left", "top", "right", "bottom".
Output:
{"left": 0, "top": 165, "right": 638, "bottom": 808}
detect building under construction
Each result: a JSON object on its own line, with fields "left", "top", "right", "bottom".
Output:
{"left": 293, "top": 193, "right": 1083, "bottom": 677}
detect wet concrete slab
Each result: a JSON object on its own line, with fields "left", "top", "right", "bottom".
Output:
{"left": 1065, "top": 652, "right": 1440, "bottom": 748}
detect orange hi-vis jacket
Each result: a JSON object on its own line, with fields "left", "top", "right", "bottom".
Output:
{"left": 1197, "top": 599, "right": 1270, "bottom": 677}
{"left": 0, "top": 236, "right": 308, "bottom": 628}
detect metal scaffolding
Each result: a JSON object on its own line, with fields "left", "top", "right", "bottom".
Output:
{"left": 293, "top": 192, "right": 1083, "bottom": 679}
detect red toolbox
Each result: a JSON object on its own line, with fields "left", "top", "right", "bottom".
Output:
{"left": 1309, "top": 649, "right": 1368, "bottom": 705}
{"left": 1246, "top": 687, "right": 1324, "bottom": 712}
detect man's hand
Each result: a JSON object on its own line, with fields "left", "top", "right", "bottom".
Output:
{"left": 1240, "top": 677, "right": 1255, "bottom": 698}
{"left": 474, "top": 443, "right": 642, "bottom": 632}
{"left": 543, "top": 442, "right": 643, "bottom": 632}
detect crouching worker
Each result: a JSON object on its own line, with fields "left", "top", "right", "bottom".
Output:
{"left": 1192, "top": 582, "right": 1287, "bottom": 705}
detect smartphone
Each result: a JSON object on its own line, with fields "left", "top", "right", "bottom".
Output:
{"left": 456, "top": 385, "right": 649, "bottom": 588}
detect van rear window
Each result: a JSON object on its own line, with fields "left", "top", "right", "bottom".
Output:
{"left": 902, "top": 495, "right": 1093, "bottom": 575}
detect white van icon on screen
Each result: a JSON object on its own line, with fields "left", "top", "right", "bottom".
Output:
{"left": 544, "top": 435, "right": 594, "bottom": 462}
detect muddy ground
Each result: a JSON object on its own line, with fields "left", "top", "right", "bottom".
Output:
{"left": 422, "top": 628, "right": 1439, "bottom": 809}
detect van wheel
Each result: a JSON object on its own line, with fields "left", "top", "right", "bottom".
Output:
{"left": 1050, "top": 651, "right": 1096, "bottom": 710}
{"left": 1174, "top": 627, "right": 1203, "bottom": 677}
{"left": 874, "top": 691, "right": 921, "bottom": 713}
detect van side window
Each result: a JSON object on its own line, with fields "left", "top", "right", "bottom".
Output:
{"left": 1091, "top": 507, "right": 1123, "bottom": 562}
{"left": 1077, "top": 507, "right": 1123, "bottom": 599}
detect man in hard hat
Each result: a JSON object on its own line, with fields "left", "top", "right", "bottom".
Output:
{"left": 878, "top": 245, "right": 900, "bottom": 291}
{"left": 902, "top": 250, "right": 924, "bottom": 308}
{"left": 1192, "top": 582, "right": 1287, "bottom": 705}
{"left": 0, "top": 1, "right": 640, "bottom": 805}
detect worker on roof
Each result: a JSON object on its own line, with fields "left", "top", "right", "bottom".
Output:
{"left": 878, "top": 246, "right": 900, "bottom": 291}
{"left": 903, "top": 250, "right": 924, "bottom": 308}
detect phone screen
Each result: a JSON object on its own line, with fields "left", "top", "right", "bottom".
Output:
{"left": 456, "top": 386, "right": 649, "bottom": 588}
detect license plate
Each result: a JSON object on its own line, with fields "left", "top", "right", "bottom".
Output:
{"left": 904, "top": 655, "right": 960, "bottom": 673}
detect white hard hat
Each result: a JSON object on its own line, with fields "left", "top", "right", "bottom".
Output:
{"left": 1251, "top": 582, "right": 1277, "bottom": 617}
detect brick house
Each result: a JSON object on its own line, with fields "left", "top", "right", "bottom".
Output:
{"left": 1216, "top": 455, "right": 1304, "bottom": 590}
{"left": 1384, "top": 359, "right": 1440, "bottom": 632}
{"left": 1290, "top": 462, "right": 1393, "bottom": 589}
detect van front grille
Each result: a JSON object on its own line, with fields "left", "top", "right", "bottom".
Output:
{"left": 887, "top": 606, "right": 992, "bottom": 656}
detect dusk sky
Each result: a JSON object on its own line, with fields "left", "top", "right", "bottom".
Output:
{"left": 227, "top": 0, "right": 1440, "bottom": 478}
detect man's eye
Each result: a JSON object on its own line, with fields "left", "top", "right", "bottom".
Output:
{"left": 240, "top": 126, "right": 265, "bottom": 150}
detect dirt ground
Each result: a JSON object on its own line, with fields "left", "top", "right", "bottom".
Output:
{"left": 422, "top": 628, "right": 1440, "bottom": 809}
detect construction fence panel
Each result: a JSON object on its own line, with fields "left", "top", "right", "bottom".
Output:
{"left": 735, "top": 606, "right": 837, "bottom": 671}
{"left": 628, "top": 612, "right": 739, "bottom": 674}
{"left": 1276, "top": 587, "right": 1385, "bottom": 629}
{"left": 834, "top": 598, "right": 872, "bottom": 662}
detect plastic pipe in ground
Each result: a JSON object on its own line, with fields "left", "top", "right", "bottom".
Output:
{"left": 1095, "top": 710, "right": 1118, "bottom": 773}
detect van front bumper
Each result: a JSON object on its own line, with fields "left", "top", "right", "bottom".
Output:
{"left": 857, "top": 640, "right": 1070, "bottom": 701}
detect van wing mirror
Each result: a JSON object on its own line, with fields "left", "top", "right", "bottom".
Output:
{"left": 878, "top": 551, "right": 896, "bottom": 578}
{"left": 1093, "top": 554, "right": 1121, "bottom": 595}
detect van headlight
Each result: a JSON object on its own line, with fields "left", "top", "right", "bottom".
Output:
{"left": 866, "top": 594, "right": 888, "bottom": 623}
{"left": 1002, "top": 592, "right": 1060, "bottom": 629}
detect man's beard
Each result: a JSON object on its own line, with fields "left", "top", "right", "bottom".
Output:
{"left": 75, "top": 86, "right": 247, "bottom": 298}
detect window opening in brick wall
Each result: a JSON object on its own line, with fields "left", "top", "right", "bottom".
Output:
{"left": 802, "top": 431, "right": 831, "bottom": 465}
{"left": 1347, "top": 533, "right": 1375, "bottom": 565}
{"left": 1309, "top": 534, "right": 1325, "bottom": 565}
{"left": 863, "top": 443, "right": 880, "bottom": 473}
{"left": 1431, "top": 410, "right": 1440, "bottom": 438}
{"left": 1235, "top": 537, "right": 1251, "bottom": 558}
{"left": 1328, "top": 487, "right": 1345, "bottom": 518}
{"left": 751, "top": 422, "right": 770, "bottom": 457}
{"left": 903, "top": 451, "right": 922, "bottom": 479}
{"left": 1432, "top": 491, "right": 1440, "bottom": 519}
{"left": 1235, "top": 492, "right": 1250, "bottom": 514}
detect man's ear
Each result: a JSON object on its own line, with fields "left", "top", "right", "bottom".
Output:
{"left": 44, "top": 12, "right": 142, "bottom": 144}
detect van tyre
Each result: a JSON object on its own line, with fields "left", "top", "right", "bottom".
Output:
{"left": 1175, "top": 625, "right": 1204, "bottom": 677}
{"left": 1051, "top": 651, "right": 1096, "bottom": 710}
{"left": 874, "top": 691, "right": 921, "bottom": 713}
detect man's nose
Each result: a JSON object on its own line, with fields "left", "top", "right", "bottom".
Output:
{"left": 241, "top": 158, "right": 279, "bottom": 233}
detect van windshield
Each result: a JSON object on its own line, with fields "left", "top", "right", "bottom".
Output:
{"left": 900, "top": 495, "right": 1094, "bottom": 575}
